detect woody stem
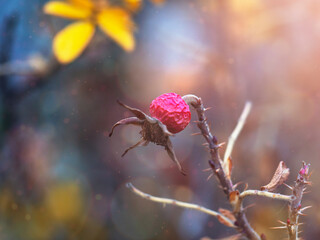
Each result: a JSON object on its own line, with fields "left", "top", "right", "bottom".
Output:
{"left": 287, "top": 162, "right": 310, "bottom": 240}
{"left": 183, "top": 94, "right": 261, "bottom": 240}
{"left": 240, "top": 190, "right": 293, "bottom": 202}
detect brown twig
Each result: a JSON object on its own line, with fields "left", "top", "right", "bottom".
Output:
{"left": 182, "top": 95, "right": 261, "bottom": 240}
{"left": 126, "top": 183, "right": 236, "bottom": 228}
{"left": 240, "top": 190, "right": 293, "bottom": 202}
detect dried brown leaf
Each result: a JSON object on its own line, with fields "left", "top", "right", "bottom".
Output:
{"left": 218, "top": 208, "right": 236, "bottom": 222}
{"left": 217, "top": 215, "right": 234, "bottom": 227}
{"left": 261, "top": 161, "right": 290, "bottom": 191}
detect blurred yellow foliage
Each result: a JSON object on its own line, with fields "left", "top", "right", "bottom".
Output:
{"left": 124, "top": 0, "right": 142, "bottom": 12}
{"left": 0, "top": 182, "right": 85, "bottom": 239}
{"left": 123, "top": 0, "right": 165, "bottom": 12}
{"left": 0, "top": 188, "right": 14, "bottom": 213}
{"left": 44, "top": 0, "right": 135, "bottom": 64}
{"left": 45, "top": 182, "right": 83, "bottom": 222}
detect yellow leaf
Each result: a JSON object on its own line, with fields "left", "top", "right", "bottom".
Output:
{"left": 53, "top": 21, "right": 95, "bottom": 64}
{"left": 44, "top": 1, "right": 91, "bottom": 19}
{"left": 97, "top": 8, "right": 135, "bottom": 51}
{"left": 124, "top": 0, "right": 142, "bottom": 12}
{"left": 68, "top": 0, "right": 95, "bottom": 9}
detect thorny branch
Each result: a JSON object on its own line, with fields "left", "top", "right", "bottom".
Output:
{"left": 123, "top": 94, "right": 311, "bottom": 240}
{"left": 286, "top": 162, "right": 311, "bottom": 240}
{"left": 183, "top": 95, "right": 261, "bottom": 240}
{"left": 183, "top": 95, "right": 311, "bottom": 240}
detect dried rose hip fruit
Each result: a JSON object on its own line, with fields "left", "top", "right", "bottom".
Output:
{"left": 109, "top": 93, "right": 192, "bottom": 175}
{"left": 149, "top": 93, "right": 191, "bottom": 134}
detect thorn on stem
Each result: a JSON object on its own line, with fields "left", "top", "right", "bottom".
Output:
{"left": 191, "top": 132, "right": 202, "bottom": 136}
{"left": 202, "top": 168, "right": 211, "bottom": 172}
{"left": 243, "top": 203, "right": 255, "bottom": 211}
{"left": 217, "top": 142, "right": 226, "bottom": 148}
{"left": 300, "top": 206, "right": 312, "bottom": 212}
{"left": 283, "top": 183, "right": 293, "bottom": 190}
{"left": 277, "top": 220, "right": 287, "bottom": 225}
{"left": 206, "top": 173, "right": 213, "bottom": 181}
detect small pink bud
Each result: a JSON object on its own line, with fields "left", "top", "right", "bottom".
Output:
{"left": 299, "top": 168, "right": 305, "bottom": 176}
{"left": 149, "top": 93, "right": 191, "bottom": 134}
{"left": 299, "top": 164, "right": 309, "bottom": 176}
{"left": 287, "top": 218, "right": 291, "bottom": 225}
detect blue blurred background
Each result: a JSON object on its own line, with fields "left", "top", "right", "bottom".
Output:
{"left": 0, "top": 0, "right": 320, "bottom": 239}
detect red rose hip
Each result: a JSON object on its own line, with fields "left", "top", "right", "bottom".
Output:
{"left": 149, "top": 93, "right": 191, "bottom": 133}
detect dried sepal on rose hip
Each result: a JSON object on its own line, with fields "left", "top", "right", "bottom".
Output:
{"left": 109, "top": 93, "right": 191, "bottom": 175}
